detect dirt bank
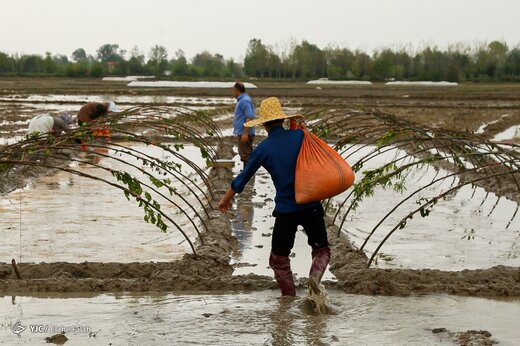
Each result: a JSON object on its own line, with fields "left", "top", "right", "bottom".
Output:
{"left": 326, "top": 221, "right": 520, "bottom": 297}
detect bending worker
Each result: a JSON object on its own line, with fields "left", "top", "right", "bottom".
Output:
{"left": 219, "top": 97, "right": 331, "bottom": 297}
{"left": 77, "top": 101, "right": 117, "bottom": 126}
{"left": 28, "top": 113, "right": 74, "bottom": 136}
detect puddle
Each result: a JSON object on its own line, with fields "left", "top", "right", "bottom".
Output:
{"left": 0, "top": 143, "right": 209, "bottom": 263}
{"left": 475, "top": 114, "right": 509, "bottom": 134}
{"left": 333, "top": 145, "right": 520, "bottom": 270}
{"left": 493, "top": 125, "right": 520, "bottom": 142}
{"left": 1, "top": 291, "right": 519, "bottom": 345}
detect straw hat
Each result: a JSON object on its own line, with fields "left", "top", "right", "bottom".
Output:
{"left": 244, "top": 97, "right": 300, "bottom": 127}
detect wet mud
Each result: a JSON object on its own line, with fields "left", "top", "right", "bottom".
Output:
{"left": 326, "top": 221, "right": 520, "bottom": 297}
{"left": 432, "top": 328, "right": 498, "bottom": 346}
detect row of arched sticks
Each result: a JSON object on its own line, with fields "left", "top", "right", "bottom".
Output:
{"left": 302, "top": 108, "right": 520, "bottom": 267}
{"left": 0, "top": 106, "right": 222, "bottom": 256}
{"left": 2, "top": 106, "right": 519, "bottom": 265}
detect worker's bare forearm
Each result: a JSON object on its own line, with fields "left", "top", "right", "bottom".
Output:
{"left": 222, "top": 187, "right": 236, "bottom": 202}
{"left": 218, "top": 187, "right": 236, "bottom": 213}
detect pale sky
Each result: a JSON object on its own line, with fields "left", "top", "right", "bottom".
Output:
{"left": 0, "top": 0, "right": 518, "bottom": 60}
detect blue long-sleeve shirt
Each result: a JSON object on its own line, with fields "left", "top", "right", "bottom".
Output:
{"left": 231, "top": 125, "right": 321, "bottom": 213}
{"left": 233, "top": 93, "right": 256, "bottom": 136}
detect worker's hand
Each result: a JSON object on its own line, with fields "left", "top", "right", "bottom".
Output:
{"left": 240, "top": 132, "right": 249, "bottom": 144}
{"left": 218, "top": 197, "right": 233, "bottom": 213}
{"left": 218, "top": 187, "right": 236, "bottom": 214}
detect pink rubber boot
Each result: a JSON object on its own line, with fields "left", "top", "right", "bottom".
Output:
{"left": 269, "top": 252, "right": 296, "bottom": 297}
{"left": 308, "top": 246, "right": 331, "bottom": 294}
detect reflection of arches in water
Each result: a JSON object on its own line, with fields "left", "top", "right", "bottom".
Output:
{"left": 231, "top": 198, "right": 255, "bottom": 252}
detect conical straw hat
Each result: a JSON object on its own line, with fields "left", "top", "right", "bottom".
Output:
{"left": 244, "top": 97, "right": 300, "bottom": 127}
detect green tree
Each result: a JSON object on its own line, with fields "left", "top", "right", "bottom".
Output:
{"left": 324, "top": 46, "right": 355, "bottom": 79}
{"left": 97, "top": 44, "right": 122, "bottom": 62}
{"left": 19, "top": 55, "right": 45, "bottom": 74}
{"left": 65, "top": 62, "right": 89, "bottom": 77}
{"left": 90, "top": 62, "right": 105, "bottom": 77}
{"left": 128, "top": 46, "right": 146, "bottom": 74}
{"left": 170, "top": 49, "right": 189, "bottom": 76}
{"left": 192, "top": 51, "right": 225, "bottom": 77}
{"left": 488, "top": 41, "right": 509, "bottom": 78}
{"left": 148, "top": 45, "right": 169, "bottom": 75}
{"left": 289, "top": 41, "right": 326, "bottom": 79}
{"left": 266, "top": 50, "right": 282, "bottom": 78}
{"left": 226, "top": 58, "right": 244, "bottom": 78}
{"left": 0, "top": 52, "right": 16, "bottom": 73}
{"left": 244, "top": 38, "right": 269, "bottom": 77}
{"left": 71, "top": 48, "right": 87, "bottom": 62}
{"left": 505, "top": 47, "right": 520, "bottom": 78}
{"left": 352, "top": 50, "right": 371, "bottom": 79}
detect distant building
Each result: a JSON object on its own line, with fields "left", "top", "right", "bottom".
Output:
{"left": 106, "top": 61, "right": 118, "bottom": 73}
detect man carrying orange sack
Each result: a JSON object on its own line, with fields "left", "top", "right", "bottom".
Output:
{"left": 218, "top": 97, "right": 331, "bottom": 297}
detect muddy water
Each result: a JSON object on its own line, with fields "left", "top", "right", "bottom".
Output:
{"left": 334, "top": 145, "right": 520, "bottom": 271}
{"left": 1, "top": 291, "right": 519, "bottom": 345}
{"left": 0, "top": 143, "right": 208, "bottom": 263}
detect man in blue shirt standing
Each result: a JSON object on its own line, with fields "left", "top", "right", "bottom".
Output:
{"left": 232, "top": 82, "right": 256, "bottom": 164}
{"left": 219, "top": 97, "right": 331, "bottom": 297}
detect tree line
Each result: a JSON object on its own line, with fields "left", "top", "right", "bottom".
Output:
{"left": 0, "top": 39, "right": 519, "bottom": 82}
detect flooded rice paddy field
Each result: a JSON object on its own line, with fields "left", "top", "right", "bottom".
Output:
{"left": 0, "top": 143, "right": 208, "bottom": 263}
{"left": 1, "top": 85, "right": 520, "bottom": 344}
{"left": 333, "top": 145, "right": 520, "bottom": 271}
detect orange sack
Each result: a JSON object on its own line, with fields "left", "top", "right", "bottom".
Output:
{"left": 92, "top": 127, "right": 111, "bottom": 139}
{"left": 295, "top": 130, "right": 355, "bottom": 204}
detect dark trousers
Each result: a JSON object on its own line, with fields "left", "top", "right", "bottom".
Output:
{"left": 271, "top": 205, "right": 329, "bottom": 256}
{"left": 237, "top": 135, "right": 254, "bottom": 163}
